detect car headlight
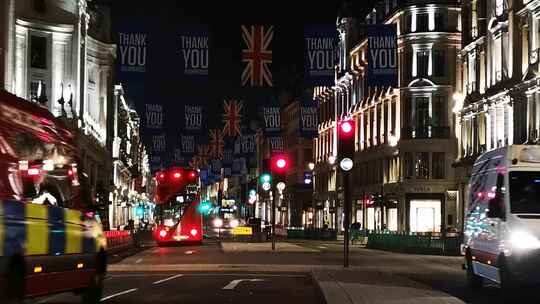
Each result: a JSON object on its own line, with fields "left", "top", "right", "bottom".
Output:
{"left": 213, "top": 218, "right": 223, "bottom": 228}
{"left": 230, "top": 219, "right": 239, "bottom": 228}
{"left": 510, "top": 231, "right": 540, "bottom": 250}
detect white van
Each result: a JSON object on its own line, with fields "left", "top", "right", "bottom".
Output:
{"left": 463, "top": 145, "right": 540, "bottom": 289}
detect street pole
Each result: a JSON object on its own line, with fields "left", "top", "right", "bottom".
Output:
{"left": 271, "top": 189, "right": 276, "bottom": 251}
{"left": 343, "top": 171, "right": 351, "bottom": 268}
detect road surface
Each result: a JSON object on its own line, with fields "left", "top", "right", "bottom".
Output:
{"left": 31, "top": 240, "right": 540, "bottom": 303}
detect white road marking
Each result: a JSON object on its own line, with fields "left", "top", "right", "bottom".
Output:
{"left": 318, "top": 245, "right": 328, "bottom": 249}
{"left": 135, "top": 258, "right": 143, "bottom": 264}
{"left": 188, "top": 273, "right": 306, "bottom": 278}
{"left": 152, "top": 274, "right": 184, "bottom": 285}
{"left": 100, "top": 288, "right": 138, "bottom": 301}
{"left": 185, "top": 250, "right": 194, "bottom": 255}
{"left": 222, "top": 279, "right": 265, "bottom": 290}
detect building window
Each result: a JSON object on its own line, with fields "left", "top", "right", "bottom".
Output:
{"left": 432, "top": 96, "right": 446, "bottom": 128}
{"left": 471, "top": 0, "right": 478, "bottom": 38}
{"left": 415, "top": 152, "right": 430, "bottom": 179}
{"left": 417, "top": 13, "right": 429, "bottom": 32}
{"left": 417, "top": 50, "right": 429, "bottom": 77}
{"left": 30, "top": 36, "right": 47, "bottom": 69}
{"left": 432, "top": 152, "right": 445, "bottom": 179}
{"left": 433, "top": 50, "right": 446, "bottom": 77}
{"left": 435, "top": 12, "right": 446, "bottom": 32}
{"left": 404, "top": 152, "right": 413, "bottom": 179}
{"left": 413, "top": 97, "right": 430, "bottom": 138}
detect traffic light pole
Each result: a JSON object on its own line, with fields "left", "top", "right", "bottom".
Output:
{"left": 343, "top": 170, "right": 351, "bottom": 268}
{"left": 271, "top": 189, "right": 276, "bottom": 251}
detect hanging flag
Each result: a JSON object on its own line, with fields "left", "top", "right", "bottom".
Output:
{"left": 267, "top": 136, "right": 284, "bottom": 153}
{"left": 222, "top": 99, "right": 243, "bottom": 137}
{"left": 241, "top": 25, "right": 273, "bottom": 87}
{"left": 366, "top": 24, "right": 398, "bottom": 88}
{"left": 299, "top": 98, "right": 318, "bottom": 139}
{"left": 180, "top": 134, "right": 196, "bottom": 155}
{"left": 261, "top": 105, "right": 281, "bottom": 135}
{"left": 209, "top": 128, "right": 225, "bottom": 159}
{"left": 117, "top": 26, "right": 148, "bottom": 81}
{"left": 304, "top": 26, "right": 337, "bottom": 86}
{"left": 184, "top": 104, "right": 203, "bottom": 131}
{"left": 179, "top": 24, "right": 209, "bottom": 86}
{"left": 152, "top": 134, "right": 167, "bottom": 153}
{"left": 145, "top": 103, "right": 163, "bottom": 129}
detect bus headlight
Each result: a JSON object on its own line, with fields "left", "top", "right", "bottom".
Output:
{"left": 510, "top": 231, "right": 540, "bottom": 250}
{"left": 230, "top": 219, "right": 239, "bottom": 228}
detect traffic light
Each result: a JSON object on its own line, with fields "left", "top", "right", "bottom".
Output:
{"left": 198, "top": 200, "right": 212, "bottom": 215}
{"left": 259, "top": 159, "right": 272, "bottom": 191}
{"left": 135, "top": 205, "right": 144, "bottom": 218}
{"left": 270, "top": 154, "right": 289, "bottom": 186}
{"left": 259, "top": 173, "right": 272, "bottom": 184}
{"left": 338, "top": 118, "right": 355, "bottom": 171}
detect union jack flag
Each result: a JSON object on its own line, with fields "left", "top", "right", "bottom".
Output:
{"left": 209, "top": 128, "right": 224, "bottom": 159}
{"left": 241, "top": 25, "right": 273, "bottom": 87}
{"left": 189, "top": 144, "right": 210, "bottom": 169}
{"left": 222, "top": 99, "right": 243, "bottom": 137}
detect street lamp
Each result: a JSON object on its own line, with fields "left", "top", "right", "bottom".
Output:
{"left": 328, "top": 155, "right": 336, "bottom": 165}
{"left": 308, "top": 162, "right": 315, "bottom": 171}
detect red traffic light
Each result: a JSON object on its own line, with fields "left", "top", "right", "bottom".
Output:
{"left": 271, "top": 154, "right": 289, "bottom": 172}
{"left": 339, "top": 119, "right": 354, "bottom": 136}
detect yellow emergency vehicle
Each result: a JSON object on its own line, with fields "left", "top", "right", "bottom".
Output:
{"left": 0, "top": 90, "right": 107, "bottom": 303}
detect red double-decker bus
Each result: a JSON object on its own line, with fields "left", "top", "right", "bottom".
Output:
{"left": 152, "top": 167, "right": 203, "bottom": 246}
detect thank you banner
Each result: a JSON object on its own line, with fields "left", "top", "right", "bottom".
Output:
{"left": 299, "top": 99, "right": 318, "bottom": 139}
{"left": 179, "top": 25, "right": 209, "bottom": 85}
{"left": 304, "top": 26, "right": 337, "bottom": 86}
{"left": 366, "top": 24, "right": 398, "bottom": 88}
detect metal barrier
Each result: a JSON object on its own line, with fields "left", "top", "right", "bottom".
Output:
{"left": 353, "top": 230, "right": 462, "bottom": 256}
{"left": 104, "top": 230, "right": 134, "bottom": 252}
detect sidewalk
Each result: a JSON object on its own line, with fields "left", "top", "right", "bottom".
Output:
{"left": 312, "top": 269, "right": 464, "bottom": 304}
{"left": 221, "top": 242, "right": 319, "bottom": 253}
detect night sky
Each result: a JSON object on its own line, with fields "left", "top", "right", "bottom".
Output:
{"left": 95, "top": 0, "right": 376, "bottom": 166}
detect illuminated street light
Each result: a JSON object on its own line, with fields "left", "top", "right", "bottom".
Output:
{"left": 340, "top": 158, "right": 354, "bottom": 171}
{"left": 308, "top": 162, "right": 315, "bottom": 171}
{"left": 328, "top": 155, "right": 336, "bottom": 165}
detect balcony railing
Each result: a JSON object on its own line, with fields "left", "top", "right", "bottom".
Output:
{"left": 401, "top": 126, "right": 450, "bottom": 139}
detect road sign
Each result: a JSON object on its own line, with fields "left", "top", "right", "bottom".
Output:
{"left": 232, "top": 226, "right": 253, "bottom": 235}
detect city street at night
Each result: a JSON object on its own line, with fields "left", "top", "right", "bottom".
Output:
{"left": 3, "top": 0, "right": 540, "bottom": 302}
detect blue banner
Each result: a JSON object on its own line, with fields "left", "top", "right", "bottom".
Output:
{"left": 267, "top": 136, "right": 283, "bottom": 153}
{"left": 366, "top": 24, "right": 398, "bottom": 88}
{"left": 299, "top": 99, "right": 318, "bottom": 139}
{"left": 179, "top": 25, "right": 209, "bottom": 86}
{"left": 116, "top": 26, "right": 148, "bottom": 82}
{"left": 184, "top": 104, "right": 204, "bottom": 131}
{"left": 261, "top": 106, "right": 281, "bottom": 135}
{"left": 304, "top": 26, "right": 337, "bottom": 86}
{"left": 145, "top": 103, "right": 163, "bottom": 130}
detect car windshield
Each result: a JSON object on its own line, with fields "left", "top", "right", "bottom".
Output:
{"left": 509, "top": 171, "right": 540, "bottom": 214}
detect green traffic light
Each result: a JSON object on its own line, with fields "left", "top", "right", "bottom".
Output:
{"left": 198, "top": 200, "right": 212, "bottom": 214}
{"left": 260, "top": 173, "right": 272, "bottom": 184}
